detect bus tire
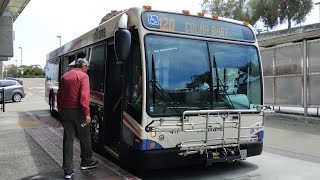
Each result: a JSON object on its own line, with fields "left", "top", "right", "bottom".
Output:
{"left": 49, "top": 92, "right": 56, "bottom": 117}
{"left": 91, "top": 113, "right": 104, "bottom": 153}
{"left": 119, "top": 143, "right": 130, "bottom": 170}
{"left": 119, "top": 145, "right": 145, "bottom": 174}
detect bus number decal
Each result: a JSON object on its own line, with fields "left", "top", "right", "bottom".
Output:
{"left": 160, "top": 17, "right": 175, "bottom": 31}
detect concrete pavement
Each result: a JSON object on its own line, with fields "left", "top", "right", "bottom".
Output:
{"left": 0, "top": 78, "right": 139, "bottom": 180}
{"left": 0, "top": 110, "right": 139, "bottom": 179}
{"left": 0, "top": 111, "right": 63, "bottom": 179}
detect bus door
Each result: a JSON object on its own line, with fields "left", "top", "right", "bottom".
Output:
{"left": 104, "top": 39, "right": 123, "bottom": 151}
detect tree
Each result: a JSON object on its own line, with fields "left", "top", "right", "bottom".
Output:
{"left": 278, "top": 0, "right": 313, "bottom": 29}
{"left": 201, "top": 0, "right": 260, "bottom": 25}
{"left": 248, "top": 0, "right": 279, "bottom": 29}
{"left": 4, "top": 64, "right": 45, "bottom": 78}
{"left": 201, "top": 0, "right": 225, "bottom": 17}
{"left": 5, "top": 64, "right": 19, "bottom": 78}
{"left": 21, "top": 64, "right": 45, "bottom": 78}
{"left": 248, "top": 0, "right": 313, "bottom": 30}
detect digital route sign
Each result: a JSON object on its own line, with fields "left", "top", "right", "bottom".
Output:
{"left": 142, "top": 11, "right": 255, "bottom": 42}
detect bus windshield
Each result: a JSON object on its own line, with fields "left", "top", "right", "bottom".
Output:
{"left": 145, "top": 35, "right": 262, "bottom": 116}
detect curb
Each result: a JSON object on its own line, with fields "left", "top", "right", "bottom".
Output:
{"left": 265, "top": 113, "right": 320, "bottom": 125}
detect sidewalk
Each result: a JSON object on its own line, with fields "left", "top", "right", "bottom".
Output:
{"left": 272, "top": 105, "right": 320, "bottom": 117}
{"left": 267, "top": 106, "right": 320, "bottom": 126}
{"left": 0, "top": 110, "right": 139, "bottom": 180}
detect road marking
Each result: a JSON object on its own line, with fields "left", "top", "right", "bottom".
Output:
{"left": 28, "top": 87, "right": 45, "bottom": 89}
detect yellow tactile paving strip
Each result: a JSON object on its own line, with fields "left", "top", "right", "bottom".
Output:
{"left": 16, "top": 120, "right": 39, "bottom": 126}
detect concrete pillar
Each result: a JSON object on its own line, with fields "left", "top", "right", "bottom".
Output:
{"left": 0, "top": 11, "right": 13, "bottom": 80}
{"left": 0, "top": 13, "right": 13, "bottom": 57}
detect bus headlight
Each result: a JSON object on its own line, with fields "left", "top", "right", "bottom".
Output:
{"left": 150, "top": 131, "right": 156, "bottom": 137}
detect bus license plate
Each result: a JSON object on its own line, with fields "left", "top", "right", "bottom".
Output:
{"left": 240, "top": 149, "right": 247, "bottom": 160}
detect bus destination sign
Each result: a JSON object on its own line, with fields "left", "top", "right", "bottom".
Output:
{"left": 142, "top": 11, "right": 255, "bottom": 42}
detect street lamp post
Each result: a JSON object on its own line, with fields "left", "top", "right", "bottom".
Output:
{"left": 316, "top": 2, "right": 320, "bottom": 22}
{"left": 57, "top": 36, "right": 61, "bottom": 47}
{"left": 5, "top": 66, "right": 7, "bottom": 78}
{"left": 18, "top": 47, "right": 23, "bottom": 75}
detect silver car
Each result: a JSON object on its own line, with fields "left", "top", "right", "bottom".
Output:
{"left": 0, "top": 80, "right": 26, "bottom": 102}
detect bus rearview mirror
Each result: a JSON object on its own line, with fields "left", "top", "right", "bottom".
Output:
{"left": 115, "top": 29, "right": 131, "bottom": 61}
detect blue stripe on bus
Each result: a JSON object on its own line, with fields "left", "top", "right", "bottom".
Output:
{"left": 133, "top": 136, "right": 163, "bottom": 150}
{"left": 258, "top": 130, "right": 264, "bottom": 140}
{"left": 123, "top": 123, "right": 163, "bottom": 150}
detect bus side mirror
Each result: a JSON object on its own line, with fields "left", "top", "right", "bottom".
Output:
{"left": 115, "top": 29, "right": 131, "bottom": 61}
{"left": 115, "top": 13, "right": 131, "bottom": 61}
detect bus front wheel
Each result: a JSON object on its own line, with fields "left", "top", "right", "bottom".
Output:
{"left": 91, "top": 113, "right": 104, "bottom": 153}
{"left": 49, "top": 94, "right": 55, "bottom": 116}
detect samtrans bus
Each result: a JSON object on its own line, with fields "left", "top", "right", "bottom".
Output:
{"left": 45, "top": 6, "right": 271, "bottom": 171}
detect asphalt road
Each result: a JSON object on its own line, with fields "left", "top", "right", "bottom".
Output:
{"left": 4, "top": 78, "right": 320, "bottom": 180}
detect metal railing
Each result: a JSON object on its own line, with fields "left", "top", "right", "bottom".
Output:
{"left": 145, "top": 106, "right": 273, "bottom": 156}
{"left": 0, "top": 88, "right": 5, "bottom": 112}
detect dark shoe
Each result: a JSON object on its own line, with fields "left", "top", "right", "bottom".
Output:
{"left": 80, "top": 159, "right": 99, "bottom": 170}
{"left": 64, "top": 172, "right": 74, "bottom": 179}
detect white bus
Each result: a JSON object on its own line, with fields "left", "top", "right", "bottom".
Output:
{"left": 45, "top": 6, "right": 270, "bottom": 171}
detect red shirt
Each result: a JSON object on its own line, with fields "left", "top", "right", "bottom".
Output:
{"left": 57, "top": 68, "right": 90, "bottom": 116}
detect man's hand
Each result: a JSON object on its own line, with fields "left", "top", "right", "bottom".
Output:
{"left": 85, "top": 116, "right": 91, "bottom": 125}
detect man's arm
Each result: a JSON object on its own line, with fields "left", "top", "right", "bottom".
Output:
{"left": 80, "top": 75, "right": 91, "bottom": 123}
{"left": 57, "top": 81, "right": 62, "bottom": 109}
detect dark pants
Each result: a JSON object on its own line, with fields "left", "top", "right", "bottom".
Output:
{"left": 59, "top": 108, "right": 92, "bottom": 174}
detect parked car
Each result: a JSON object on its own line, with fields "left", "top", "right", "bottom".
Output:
{"left": 0, "top": 80, "right": 26, "bottom": 102}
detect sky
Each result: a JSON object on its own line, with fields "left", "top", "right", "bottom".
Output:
{"left": 5, "top": 0, "right": 320, "bottom": 68}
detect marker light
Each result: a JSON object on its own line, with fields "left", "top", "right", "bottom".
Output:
{"left": 182, "top": 10, "right": 190, "bottom": 14}
{"left": 134, "top": 138, "right": 141, "bottom": 144}
{"left": 149, "top": 141, "right": 156, "bottom": 149}
{"left": 212, "top": 15, "right": 219, "bottom": 19}
{"left": 143, "top": 5, "right": 152, "bottom": 10}
{"left": 198, "top": 12, "right": 205, "bottom": 16}
{"left": 243, "top": 21, "right": 250, "bottom": 26}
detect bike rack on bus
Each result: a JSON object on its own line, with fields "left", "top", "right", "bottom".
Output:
{"left": 0, "top": 88, "right": 5, "bottom": 112}
{"left": 145, "top": 106, "right": 273, "bottom": 157}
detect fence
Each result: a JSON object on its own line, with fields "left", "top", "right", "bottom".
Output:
{"left": 261, "top": 39, "right": 320, "bottom": 116}
{"left": 0, "top": 88, "right": 5, "bottom": 112}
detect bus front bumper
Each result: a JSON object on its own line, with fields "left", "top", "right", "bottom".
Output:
{"left": 124, "top": 140, "right": 263, "bottom": 170}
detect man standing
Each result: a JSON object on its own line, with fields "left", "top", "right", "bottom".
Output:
{"left": 57, "top": 58, "right": 99, "bottom": 179}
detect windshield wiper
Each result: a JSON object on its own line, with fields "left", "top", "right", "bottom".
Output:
{"left": 150, "top": 55, "right": 183, "bottom": 116}
{"left": 212, "top": 55, "right": 234, "bottom": 109}
{"left": 151, "top": 55, "right": 156, "bottom": 106}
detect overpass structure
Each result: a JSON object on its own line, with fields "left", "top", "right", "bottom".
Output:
{"left": 257, "top": 23, "right": 320, "bottom": 116}
{"left": 0, "top": 0, "right": 30, "bottom": 79}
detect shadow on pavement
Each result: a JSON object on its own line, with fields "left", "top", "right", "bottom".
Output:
{"left": 142, "top": 161, "right": 258, "bottom": 180}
